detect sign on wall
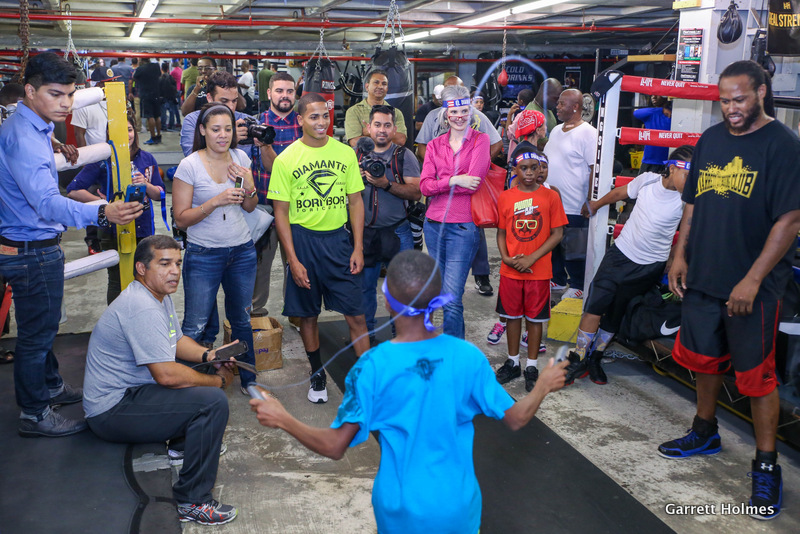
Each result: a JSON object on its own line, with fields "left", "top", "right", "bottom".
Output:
{"left": 676, "top": 28, "right": 704, "bottom": 82}
{"left": 768, "top": 0, "right": 800, "bottom": 56}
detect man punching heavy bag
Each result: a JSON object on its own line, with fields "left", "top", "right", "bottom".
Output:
{"left": 304, "top": 57, "right": 337, "bottom": 136}
{"left": 370, "top": 45, "right": 413, "bottom": 149}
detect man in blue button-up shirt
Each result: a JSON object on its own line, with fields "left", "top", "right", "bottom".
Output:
{"left": 0, "top": 52, "right": 142, "bottom": 438}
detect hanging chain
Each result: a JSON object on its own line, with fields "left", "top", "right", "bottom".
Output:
{"left": 501, "top": 15, "right": 508, "bottom": 70}
{"left": 16, "top": 0, "right": 31, "bottom": 83}
{"left": 64, "top": 4, "right": 81, "bottom": 66}
{"left": 310, "top": 19, "right": 331, "bottom": 69}
{"left": 378, "top": 0, "right": 405, "bottom": 47}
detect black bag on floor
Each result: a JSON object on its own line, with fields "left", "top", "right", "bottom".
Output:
{"left": 617, "top": 286, "right": 682, "bottom": 343}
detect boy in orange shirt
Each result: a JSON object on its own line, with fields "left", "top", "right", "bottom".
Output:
{"left": 495, "top": 142, "right": 568, "bottom": 391}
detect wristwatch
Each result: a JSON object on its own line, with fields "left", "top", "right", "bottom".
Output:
{"left": 97, "top": 205, "right": 110, "bottom": 228}
{"left": 246, "top": 188, "right": 258, "bottom": 199}
{"left": 383, "top": 182, "right": 392, "bottom": 192}
{"left": 202, "top": 349, "right": 210, "bottom": 363}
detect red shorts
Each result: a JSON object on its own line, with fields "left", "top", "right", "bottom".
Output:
{"left": 496, "top": 277, "right": 550, "bottom": 322}
{"left": 672, "top": 289, "right": 779, "bottom": 397}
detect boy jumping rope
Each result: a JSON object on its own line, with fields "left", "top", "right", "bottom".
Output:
{"left": 250, "top": 250, "right": 568, "bottom": 534}
{"left": 494, "top": 142, "right": 568, "bottom": 391}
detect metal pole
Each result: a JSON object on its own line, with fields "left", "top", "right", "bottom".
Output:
{"left": 584, "top": 73, "right": 622, "bottom": 302}
{"left": 594, "top": 48, "right": 600, "bottom": 80}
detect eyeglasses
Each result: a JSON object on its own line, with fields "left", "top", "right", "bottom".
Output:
{"left": 515, "top": 220, "right": 538, "bottom": 230}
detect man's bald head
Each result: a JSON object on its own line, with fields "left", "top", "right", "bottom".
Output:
{"left": 537, "top": 78, "right": 563, "bottom": 109}
{"left": 556, "top": 88, "right": 583, "bottom": 122}
{"left": 444, "top": 75, "right": 463, "bottom": 87}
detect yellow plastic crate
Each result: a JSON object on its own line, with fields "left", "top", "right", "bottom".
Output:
{"left": 630, "top": 150, "right": 644, "bottom": 170}
{"left": 547, "top": 297, "right": 584, "bottom": 343}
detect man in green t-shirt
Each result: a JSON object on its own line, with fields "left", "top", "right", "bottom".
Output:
{"left": 257, "top": 62, "right": 276, "bottom": 114}
{"left": 345, "top": 69, "right": 407, "bottom": 147}
{"left": 268, "top": 93, "right": 369, "bottom": 405}
{"left": 525, "top": 78, "right": 562, "bottom": 140}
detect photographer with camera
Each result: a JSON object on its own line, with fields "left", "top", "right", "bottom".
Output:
{"left": 249, "top": 72, "right": 302, "bottom": 317}
{"left": 356, "top": 104, "right": 421, "bottom": 338}
{"left": 180, "top": 70, "right": 250, "bottom": 157}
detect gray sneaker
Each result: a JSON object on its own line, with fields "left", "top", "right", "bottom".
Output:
{"left": 18, "top": 408, "right": 88, "bottom": 438}
{"left": 177, "top": 499, "right": 238, "bottom": 525}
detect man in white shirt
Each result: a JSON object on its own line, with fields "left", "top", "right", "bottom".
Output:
{"left": 543, "top": 88, "right": 597, "bottom": 299}
{"left": 72, "top": 74, "right": 117, "bottom": 147}
{"left": 238, "top": 60, "right": 256, "bottom": 114}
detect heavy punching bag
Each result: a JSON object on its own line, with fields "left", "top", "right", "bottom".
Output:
{"left": 304, "top": 57, "right": 337, "bottom": 136}
{"left": 370, "top": 45, "right": 413, "bottom": 148}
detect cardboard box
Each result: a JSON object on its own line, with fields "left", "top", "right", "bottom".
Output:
{"left": 223, "top": 316, "right": 283, "bottom": 371}
{"left": 547, "top": 297, "right": 584, "bottom": 344}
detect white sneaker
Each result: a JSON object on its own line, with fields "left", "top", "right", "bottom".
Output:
{"left": 487, "top": 322, "right": 507, "bottom": 344}
{"left": 562, "top": 288, "right": 584, "bottom": 299}
{"left": 308, "top": 370, "right": 328, "bottom": 404}
{"left": 168, "top": 442, "right": 227, "bottom": 467}
{"left": 550, "top": 281, "right": 567, "bottom": 291}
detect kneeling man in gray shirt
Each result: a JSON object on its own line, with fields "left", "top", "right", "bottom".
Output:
{"left": 82, "top": 235, "right": 239, "bottom": 526}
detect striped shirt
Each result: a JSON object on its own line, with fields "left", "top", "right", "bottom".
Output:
{"left": 251, "top": 109, "right": 302, "bottom": 204}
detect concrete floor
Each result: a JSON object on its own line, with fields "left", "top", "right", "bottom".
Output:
{"left": 4, "top": 127, "right": 798, "bottom": 532}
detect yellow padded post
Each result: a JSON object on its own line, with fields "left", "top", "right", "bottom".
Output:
{"left": 104, "top": 81, "right": 136, "bottom": 290}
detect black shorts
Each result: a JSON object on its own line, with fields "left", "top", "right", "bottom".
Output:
{"left": 583, "top": 244, "right": 666, "bottom": 333}
{"left": 283, "top": 225, "right": 364, "bottom": 318}
{"left": 673, "top": 289, "right": 779, "bottom": 397}
{"left": 140, "top": 94, "right": 160, "bottom": 118}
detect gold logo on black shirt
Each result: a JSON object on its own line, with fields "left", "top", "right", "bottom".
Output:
{"left": 697, "top": 157, "right": 757, "bottom": 199}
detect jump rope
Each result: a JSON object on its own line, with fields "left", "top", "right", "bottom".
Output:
{"left": 240, "top": 56, "right": 572, "bottom": 394}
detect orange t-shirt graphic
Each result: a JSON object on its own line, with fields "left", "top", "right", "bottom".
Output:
{"left": 497, "top": 186, "right": 568, "bottom": 280}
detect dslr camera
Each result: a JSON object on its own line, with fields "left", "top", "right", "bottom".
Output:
{"left": 355, "top": 137, "right": 386, "bottom": 180}
{"left": 240, "top": 117, "right": 276, "bottom": 145}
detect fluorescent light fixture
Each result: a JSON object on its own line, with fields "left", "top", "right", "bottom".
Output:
{"left": 130, "top": 0, "right": 159, "bottom": 39}
{"left": 139, "top": 0, "right": 159, "bottom": 19}
{"left": 460, "top": 0, "right": 569, "bottom": 26}
{"left": 398, "top": 31, "right": 430, "bottom": 43}
{"left": 429, "top": 28, "right": 457, "bottom": 36}
{"left": 130, "top": 22, "right": 146, "bottom": 40}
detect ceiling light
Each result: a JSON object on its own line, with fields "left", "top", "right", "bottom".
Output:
{"left": 430, "top": 28, "right": 456, "bottom": 36}
{"left": 459, "top": 0, "right": 569, "bottom": 26}
{"left": 130, "top": 0, "right": 159, "bottom": 40}
{"left": 398, "top": 31, "right": 430, "bottom": 43}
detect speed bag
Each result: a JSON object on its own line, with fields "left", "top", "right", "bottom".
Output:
{"left": 370, "top": 46, "right": 413, "bottom": 148}
{"left": 304, "top": 57, "right": 337, "bottom": 136}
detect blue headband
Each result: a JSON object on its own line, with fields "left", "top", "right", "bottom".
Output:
{"left": 514, "top": 152, "right": 547, "bottom": 165}
{"left": 443, "top": 98, "right": 471, "bottom": 108}
{"left": 382, "top": 278, "right": 454, "bottom": 332}
{"left": 664, "top": 159, "right": 691, "bottom": 170}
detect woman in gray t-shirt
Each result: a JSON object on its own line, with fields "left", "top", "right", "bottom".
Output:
{"left": 172, "top": 103, "right": 259, "bottom": 389}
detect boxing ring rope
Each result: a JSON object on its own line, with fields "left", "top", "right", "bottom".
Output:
{"left": 585, "top": 74, "right": 720, "bottom": 293}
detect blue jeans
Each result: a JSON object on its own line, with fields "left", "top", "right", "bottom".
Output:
{"left": 423, "top": 220, "right": 480, "bottom": 339}
{"left": 551, "top": 214, "right": 588, "bottom": 290}
{"left": 470, "top": 228, "right": 490, "bottom": 276}
{"left": 181, "top": 241, "right": 258, "bottom": 386}
{"left": 0, "top": 244, "right": 64, "bottom": 416}
{"left": 161, "top": 99, "right": 180, "bottom": 129}
{"left": 361, "top": 221, "right": 414, "bottom": 332}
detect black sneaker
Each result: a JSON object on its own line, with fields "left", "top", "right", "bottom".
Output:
{"left": 587, "top": 351, "right": 607, "bottom": 385}
{"left": 474, "top": 275, "right": 493, "bottom": 296}
{"left": 308, "top": 369, "right": 328, "bottom": 404}
{"left": 657, "top": 428, "right": 721, "bottom": 459}
{"left": 564, "top": 351, "right": 589, "bottom": 385}
{"left": 50, "top": 383, "right": 83, "bottom": 405}
{"left": 748, "top": 460, "right": 782, "bottom": 520}
{"left": 177, "top": 499, "right": 238, "bottom": 525}
{"left": 523, "top": 366, "right": 539, "bottom": 392}
{"left": 495, "top": 359, "right": 521, "bottom": 384}
{"left": 18, "top": 408, "right": 88, "bottom": 438}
